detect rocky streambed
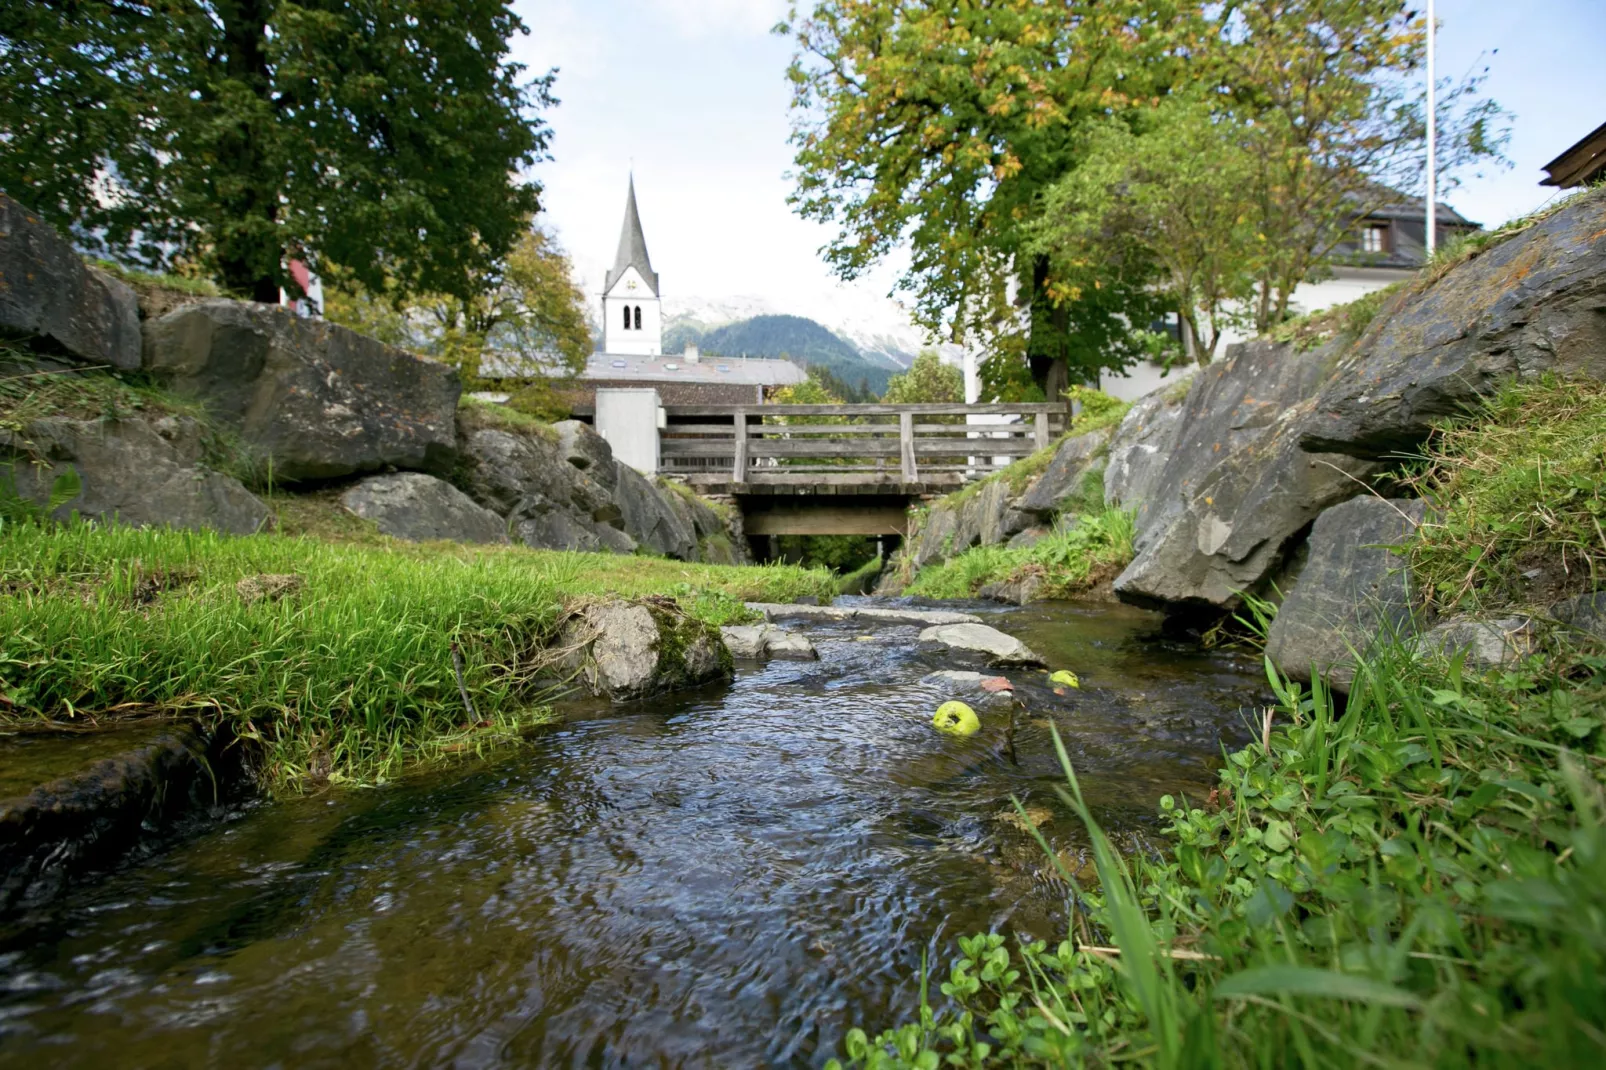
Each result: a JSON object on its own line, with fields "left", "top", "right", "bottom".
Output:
{"left": 0, "top": 599, "right": 1266, "bottom": 1067}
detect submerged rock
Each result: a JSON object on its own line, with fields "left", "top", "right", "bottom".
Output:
{"left": 143, "top": 299, "right": 460, "bottom": 482}
{"left": 1264, "top": 497, "right": 1427, "bottom": 691}
{"left": 340, "top": 472, "right": 507, "bottom": 544}
{"left": 918, "top": 623, "right": 1046, "bottom": 668}
{"left": 720, "top": 623, "right": 818, "bottom": 661}
{"left": 0, "top": 193, "right": 142, "bottom": 371}
{"left": 560, "top": 600, "right": 733, "bottom": 701}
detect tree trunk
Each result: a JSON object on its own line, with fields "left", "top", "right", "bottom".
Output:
{"left": 212, "top": 0, "right": 281, "bottom": 304}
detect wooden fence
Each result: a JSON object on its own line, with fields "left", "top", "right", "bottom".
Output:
{"left": 659, "top": 402, "right": 1069, "bottom": 484}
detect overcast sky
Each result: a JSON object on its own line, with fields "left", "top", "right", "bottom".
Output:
{"left": 509, "top": 0, "right": 1606, "bottom": 331}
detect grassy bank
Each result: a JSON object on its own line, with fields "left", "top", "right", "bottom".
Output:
{"left": 0, "top": 522, "right": 831, "bottom": 789}
{"left": 835, "top": 378, "right": 1606, "bottom": 1067}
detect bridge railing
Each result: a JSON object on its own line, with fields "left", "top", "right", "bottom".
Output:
{"left": 659, "top": 402, "right": 1069, "bottom": 485}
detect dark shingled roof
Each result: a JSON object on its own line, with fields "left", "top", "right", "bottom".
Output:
{"left": 604, "top": 176, "right": 659, "bottom": 297}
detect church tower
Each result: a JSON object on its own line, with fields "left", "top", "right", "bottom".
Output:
{"left": 602, "top": 176, "right": 662, "bottom": 356}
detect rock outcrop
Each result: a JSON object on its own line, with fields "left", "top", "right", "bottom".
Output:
{"left": 1299, "top": 192, "right": 1606, "bottom": 459}
{"left": 1111, "top": 339, "right": 1381, "bottom": 610}
{"left": 1264, "top": 497, "right": 1427, "bottom": 689}
{"left": 559, "top": 600, "right": 733, "bottom": 700}
{"left": 340, "top": 472, "right": 507, "bottom": 544}
{"left": 1103, "top": 373, "right": 1194, "bottom": 521}
{"left": 1016, "top": 426, "right": 1113, "bottom": 520}
{"left": 0, "top": 194, "right": 141, "bottom": 371}
{"left": 143, "top": 299, "right": 460, "bottom": 481}
{"left": 2, "top": 415, "right": 269, "bottom": 534}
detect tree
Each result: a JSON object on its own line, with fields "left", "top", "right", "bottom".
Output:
{"left": 0, "top": 0, "right": 551, "bottom": 303}
{"left": 780, "top": 0, "right": 1191, "bottom": 399}
{"left": 882, "top": 350, "right": 963, "bottom": 405}
{"left": 323, "top": 222, "right": 592, "bottom": 380}
{"left": 1029, "top": 94, "right": 1260, "bottom": 364}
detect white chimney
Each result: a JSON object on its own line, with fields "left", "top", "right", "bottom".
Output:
{"left": 684, "top": 343, "right": 700, "bottom": 364}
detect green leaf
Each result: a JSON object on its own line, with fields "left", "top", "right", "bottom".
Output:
{"left": 1213, "top": 966, "right": 1423, "bottom": 1009}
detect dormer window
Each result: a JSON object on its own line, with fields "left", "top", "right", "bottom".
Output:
{"left": 1361, "top": 223, "right": 1390, "bottom": 254}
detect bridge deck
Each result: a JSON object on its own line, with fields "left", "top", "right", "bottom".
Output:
{"left": 660, "top": 401, "right": 1067, "bottom": 491}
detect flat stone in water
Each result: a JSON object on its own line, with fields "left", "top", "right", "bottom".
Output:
{"left": 918, "top": 622, "right": 1045, "bottom": 667}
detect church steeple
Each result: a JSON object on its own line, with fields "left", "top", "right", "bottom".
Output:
{"left": 601, "top": 174, "right": 663, "bottom": 356}
{"left": 605, "top": 176, "right": 659, "bottom": 297}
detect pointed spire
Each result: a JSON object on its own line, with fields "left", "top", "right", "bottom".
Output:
{"left": 605, "top": 175, "right": 659, "bottom": 297}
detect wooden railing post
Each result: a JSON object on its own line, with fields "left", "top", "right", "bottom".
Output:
{"left": 732, "top": 408, "right": 749, "bottom": 482}
{"left": 899, "top": 410, "right": 918, "bottom": 481}
{"left": 1034, "top": 410, "right": 1051, "bottom": 451}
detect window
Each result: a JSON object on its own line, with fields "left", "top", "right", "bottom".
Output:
{"left": 634, "top": 305, "right": 642, "bottom": 330}
{"left": 622, "top": 305, "right": 631, "bottom": 330}
{"left": 1361, "top": 224, "right": 1389, "bottom": 254}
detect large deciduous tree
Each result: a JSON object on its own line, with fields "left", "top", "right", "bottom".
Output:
{"left": 0, "top": 0, "right": 551, "bottom": 303}
{"left": 781, "top": 0, "right": 1191, "bottom": 400}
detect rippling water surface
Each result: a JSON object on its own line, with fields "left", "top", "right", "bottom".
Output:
{"left": 0, "top": 600, "right": 1265, "bottom": 1067}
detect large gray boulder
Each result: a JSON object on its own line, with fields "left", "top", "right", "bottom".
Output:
{"left": 613, "top": 461, "right": 698, "bottom": 559}
{"left": 0, "top": 194, "right": 141, "bottom": 371}
{"left": 1112, "top": 339, "right": 1381, "bottom": 609}
{"left": 2, "top": 416, "right": 268, "bottom": 534}
{"left": 1017, "top": 427, "right": 1113, "bottom": 519}
{"left": 1300, "top": 188, "right": 1606, "bottom": 458}
{"left": 143, "top": 299, "right": 460, "bottom": 481}
{"left": 559, "top": 600, "right": 732, "bottom": 701}
{"left": 340, "top": 472, "right": 507, "bottom": 544}
{"left": 553, "top": 419, "right": 618, "bottom": 491}
{"left": 1104, "top": 373, "right": 1194, "bottom": 524}
{"left": 1264, "top": 497, "right": 1427, "bottom": 690}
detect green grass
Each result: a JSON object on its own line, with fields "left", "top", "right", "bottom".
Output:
{"left": 0, "top": 520, "right": 831, "bottom": 790}
{"left": 1408, "top": 376, "right": 1606, "bottom": 613}
{"left": 89, "top": 259, "right": 222, "bottom": 298}
{"left": 1269, "top": 284, "right": 1404, "bottom": 352}
{"left": 905, "top": 505, "right": 1134, "bottom": 601}
{"left": 939, "top": 387, "right": 1129, "bottom": 512}
{"left": 457, "top": 394, "right": 558, "bottom": 441}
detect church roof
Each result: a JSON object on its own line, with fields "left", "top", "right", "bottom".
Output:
{"left": 604, "top": 176, "right": 660, "bottom": 297}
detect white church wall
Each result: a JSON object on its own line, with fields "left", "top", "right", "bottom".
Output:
{"left": 602, "top": 266, "right": 662, "bottom": 355}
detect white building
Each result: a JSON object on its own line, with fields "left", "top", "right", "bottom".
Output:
{"left": 1100, "top": 192, "right": 1480, "bottom": 402}
{"left": 601, "top": 177, "right": 663, "bottom": 356}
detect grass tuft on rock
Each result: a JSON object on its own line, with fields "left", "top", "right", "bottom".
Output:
{"left": 0, "top": 520, "right": 830, "bottom": 790}
{"left": 906, "top": 507, "right": 1134, "bottom": 601}
{"left": 1409, "top": 375, "right": 1606, "bottom": 612}
{"left": 456, "top": 395, "right": 558, "bottom": 441}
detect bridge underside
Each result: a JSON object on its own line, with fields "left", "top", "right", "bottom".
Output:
{"left": 682, "top": 475, "right": 963, "bottom": 537}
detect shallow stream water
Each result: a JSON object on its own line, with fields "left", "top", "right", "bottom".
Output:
{"left": 0, "top": 599, "right": 1265, "bottom": 1067}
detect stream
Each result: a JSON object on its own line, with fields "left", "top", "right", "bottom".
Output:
{"left": 0, "top": 599, "right": 1266, "bottom": 1068}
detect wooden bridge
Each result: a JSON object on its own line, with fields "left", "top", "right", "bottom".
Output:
{"left": 658, "top": 401, "right": 1068, "bottom": 537}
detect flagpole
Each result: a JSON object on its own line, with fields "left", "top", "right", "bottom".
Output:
{"left": 1426, "top": 0, "right": 1437, "bottom": 257}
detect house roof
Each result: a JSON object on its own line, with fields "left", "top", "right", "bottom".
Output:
{"left": 478, "top": 350, "right": 808, "bottom": 387}
{"left": 1351, "top": 183, "right": 1476, "bottom": 225}
{"left": 579, "top": 352, "right": 807, "bottom": 387}
{"left": 603, "top": 177, "right": 659, "bottom": 297}
{"left": 1542, "top": 120, "right": 1606, "bottom": 188}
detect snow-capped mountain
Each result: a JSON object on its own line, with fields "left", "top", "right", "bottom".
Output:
{"left": 662, "top": 293, "right": 962, "bottom": 370}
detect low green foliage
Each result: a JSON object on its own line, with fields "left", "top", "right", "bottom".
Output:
{"left": 1269, "top": 283, "right": 1403, "bottom": 352}
{"left": 458, "top": 394, "right": 559, "bottom": 441}
{"left": 0, "top": 521, "right": 830, "bottom": 789}
{"left": 833, "top": 639, "right": 1606, "bottom": 1068}
{"left": 90, "top": 259, "right": 221, "bottom": 297}
{"left": 1410, "top": 376, "right": 1606, "bottom": 612}
{"left": 906, "top": 506, "right": 1134, "bottom": 601}
{"left": 944, "top": 388, "right": 1128, "bottom": 511}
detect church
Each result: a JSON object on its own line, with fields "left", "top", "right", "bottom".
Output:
{"left": 600, "top": 176, "right": 663, "bottom": 356}
{"left": 570, "top": 177, "right": 804, "bottom": 407}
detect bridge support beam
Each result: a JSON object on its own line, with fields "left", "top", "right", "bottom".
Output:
{"left": 740, "top": 498, "right": 910, "bottom": 536}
